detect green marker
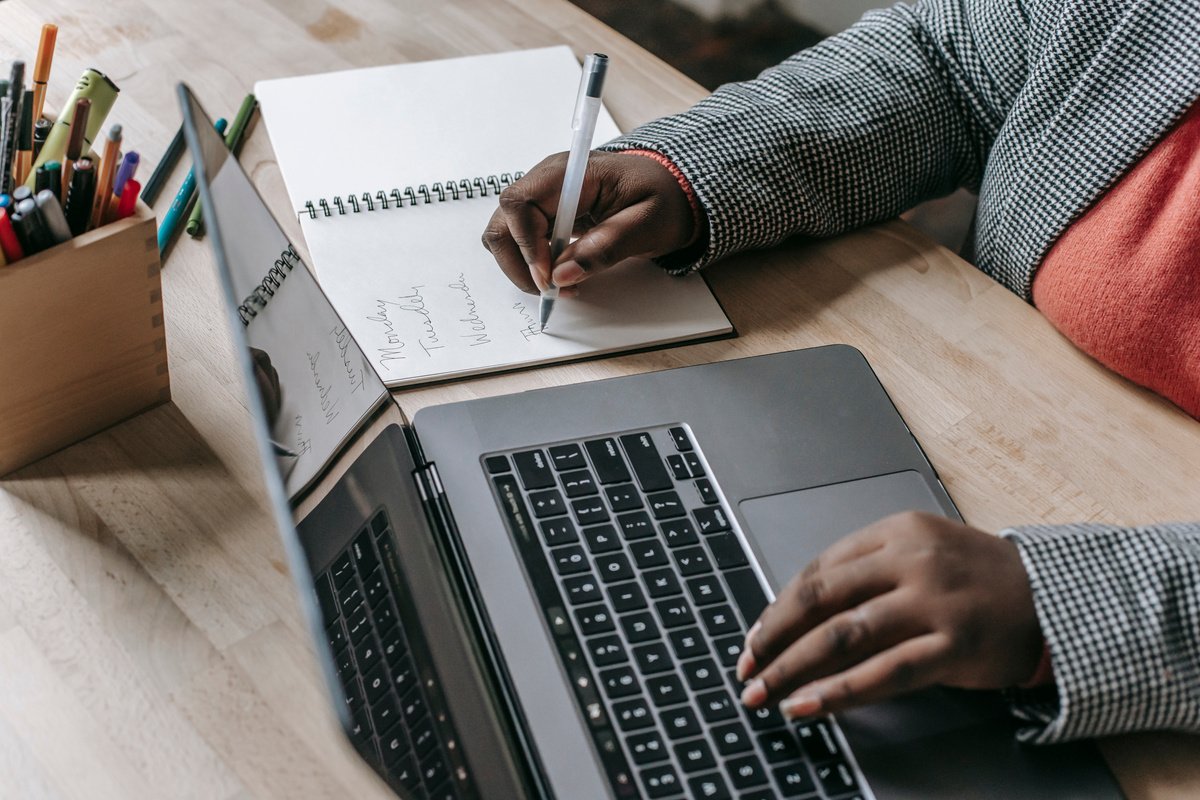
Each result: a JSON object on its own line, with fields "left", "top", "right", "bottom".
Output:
{"left": 26, "top": 68, "right": 119, "bottom": 189}
{"left": 187, "top": 93, "right": 256, "bottom": 237}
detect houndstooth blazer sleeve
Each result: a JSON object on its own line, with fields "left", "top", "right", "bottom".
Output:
{"left": 999, "top": 523, "right": 1200, "bottom": 743}
{"left": 598, "top": 0, "right": 1025, "bottom": 272}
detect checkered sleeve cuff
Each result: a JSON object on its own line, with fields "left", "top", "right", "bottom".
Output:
{"left": 1000, "top": 521, "right": 1200, "bottom": 744}
{"left": 597, "top": 0, "right": 1002, "bottom": 274}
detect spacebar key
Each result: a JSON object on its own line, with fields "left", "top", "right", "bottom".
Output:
{"left": 618, "top": 433, "right": 673, "bottom": 492}
{"left": 724, "top": 568, "right": 769, "bottom": 626}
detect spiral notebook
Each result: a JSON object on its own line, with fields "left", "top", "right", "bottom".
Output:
{"left": 254, "top": 47, "right": 733, "bottom": 388}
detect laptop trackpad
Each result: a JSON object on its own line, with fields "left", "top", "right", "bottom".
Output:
{"left": 739, "top": 470, "right": 945, "bottom": 592}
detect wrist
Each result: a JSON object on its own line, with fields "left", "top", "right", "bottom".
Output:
{"left": 618, "top": 148, "right": 705, "bottom": 248}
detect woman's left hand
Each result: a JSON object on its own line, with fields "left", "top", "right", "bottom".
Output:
{"left": 737, "top": 511, "right": 1044, "bottom": 719}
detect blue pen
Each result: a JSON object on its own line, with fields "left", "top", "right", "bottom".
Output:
{"left": 158, "top": 117, "right": 225, "bottom": 255}
{"left": 0, "top": 194, "right": 11, "bottom": 211}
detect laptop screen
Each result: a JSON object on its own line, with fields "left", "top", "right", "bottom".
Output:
{"left": 180, "top": 85, "right": 529, "bottom": 799}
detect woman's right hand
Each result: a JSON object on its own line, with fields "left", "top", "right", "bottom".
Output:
{"left": 481, "top": 150, "right": 700, "bottom": 294}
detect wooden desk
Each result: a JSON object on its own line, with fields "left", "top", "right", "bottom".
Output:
{"left": 1, "top": 1, "right": 1197, "bottom": 798}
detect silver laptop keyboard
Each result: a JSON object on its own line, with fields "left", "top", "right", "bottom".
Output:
{"left": 313, "top": 509, "right": 466, "bottom": 800}
{"left": 486, "top": 424, "right": 865, "bottom": 800}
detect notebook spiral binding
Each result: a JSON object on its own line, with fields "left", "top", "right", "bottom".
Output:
{"left": 237, "top": 243, "right": 301, "bottom": 326}
{"left": 297, "top": 172, "right": 526, "bottom": 221}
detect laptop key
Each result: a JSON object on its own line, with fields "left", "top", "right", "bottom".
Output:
{"left": 331, "top": 551, "right": 354, "bottom": 588}
{"left": 666, "top": 454, "right": 691, "bottom": 480}
{"left": 723, "top": 568, "right": 769, "bottom": 627}
{"left": 345, "top": 604, "right": 371, "bottom": 645}
{"left": 674, "top": 546, "right": 713, "bottom": 576}
{"left": 668, "top": 627, "right": 708, "bottom": 660}
{"left": 682, "top": 658, "right": 723, "bottom": 691}
{"left": 421, "top": 750, "right": 449, "bottom": 790}
{"left": 619, "top": 433, "right": 673, "bottom": 492}
{"left": 759, "top": 729, "right": 801, "bottom": 763}
{"left": 700, "top": 605, "right": 741, "bottom": 637}
{"left": 646, "top": 673, "right": 687, "bottom": 707}
{"left": 616, "top": 511, "right": 656, "bottom": 540}
{"left": 595, "top": 553, "right": 635, "bottom": 583}
{"left": 620, "top": 611, "right": 660, "bottom": 643}
{"left": 609, "top": 582, "right": 647, "bottom": 612}
{"left": 675, "top": 737, "right": 716, "bottom": 772}
{"left": 565, "top": 575, "right": 604, "bottom": 605}
{"left": 484, "top": 454, "right": 511, "bottom": 474}
{"left": 583, "top": 524, "right": 622, "bottom": 554}
{"left": 371, "top": 599, "right": 398, "bottom": 635}
{"left": 631, "top": 540, "right": 670, "bottom": 569}
{"left": 712, "top": 721, "right": 753, "bottom": 755}
{"left": 669, "top": 426, "right": 693, "bottom": 451}
{"left": 655, "top": 597, "right": 696, "bottom": 629}
{"left": 372, "top": 688, "right": 402, "bottom": 736}
{"left": 661, "top": 706, "right": 702, "bottom": 739}
{"left": 683, "top": 452, "right": 704, "bottom": 477}
{"left": 599, "top": 666, "right": 640, "bottom": 699}
{"left": 513, "top": 449, "right": 556, "bottom": 489}
{"left": 400, "top": 687, "right": 427, "bottom": 725}
{"left": 571, "top": 497, "right": 609, "bottom": 526}
{"left": 551, "top": 545, "right": 591, "bottom": 576}
{"left": 643, "top": 568, "right": 683, "bottom": 598}
{"left": 392, "top": 752, "right": 421, "bottom": 790}
{"left": 352, "top": 530, "right": 380, "bottom": 576}
{"left": 337, "top": 580, "right": 364, "bottom": 617}
{"left": 633, "top": 642, "right": 674, "bottom": 674}
{"left": 315, "top": 574, "right": 339, "bottom": 627}
{"left": 528, "top": 489, "right": 567, "bottom": 518}
{"left": 796, "top": 719, "right": 841, "bottom": 761}
{"left": 613, "top": 698, "right": 655, "bottom": 731}
{"left": 688, "top": 771, "right": 731, "bottom": 799}
{"left": 560, "top": 469, "right": 599, "bottom": 497}
{"left": 588, "top": 635, "right": 628, "bottom": 666}
{"left": 627, "top": 730, "right": 669, "bottom": 764}
{"left": 605, "top": 484, "right": 643, "bottom": 512}
{"left": 687, "top": 575, "right": 727, "bottom": 606}
{"left": 773, "top": 762, "right": 816, "bottom": 797}
{"left": 707, "top": 532, "right": 749, "bottom": 570}
{"left": 380, "top": 725, "right": 412, "bottom": 767}
{"left": 540, "top": 517, "right": 578, "bottom": 546}
{"left": 327, "top": 620, "right": 347, "bottom": 653}
{"left": 363, "top": 659, "right": 390, "bottom": 705}
{"left": 380, "top": 625, "right": 407, "bottom": 666}
{"left": 655, "top": 520, "right": 696, "bottom": 550}
{"left": 640, "top": 764, "right": 682, "bottom": 798}
{"left": 391, "top": 655, "right": 417, "bottom": 696}
{"left": 726, "top": 755, "right": 768, "bottom": 790}
{"left": 647, "top": 491, "right": 685, "bottom": 520}
{"left": 695, "top": 478, "right": 718, "bottom": 504}
{"left": 746, "top": 705, "right": 785, "bottom": 731}
{"left": 697, "top": 689, "right": 738, "bottom": 722}
{"left": 362, "top": 569, "right": 388, "bottom": 608}
{"left": 548, "top": 443, "right": 587, "bottom": 471}
{"left": 585, "top": 438, "right": 632, "bottom": 484}
{"left": 576, "top": 604, "right": 616, "bottom": 635}
{"left": 692, "top": 506, "right": 731, "bottom": 535}
{"left": 412, "top": 714, "right": 438, "bottom": 758}
{"left": 714, "top": 635, "right": 744, "bottom": 667}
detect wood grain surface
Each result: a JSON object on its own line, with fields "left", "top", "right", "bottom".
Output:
{"left": 1, "top": 0, "right": 1198, "bottom": 798}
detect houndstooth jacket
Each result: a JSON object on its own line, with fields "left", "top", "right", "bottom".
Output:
{"left": 601, "top": 0, "right": 1200, "bottom": 744}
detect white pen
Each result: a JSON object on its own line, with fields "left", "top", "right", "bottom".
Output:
{"left": 540, "top": 53, "right": 609, "bottom": 331}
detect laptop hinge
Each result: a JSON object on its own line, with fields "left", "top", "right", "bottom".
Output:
{"left": 410, "top": 461, "right": 554, "bottom": 800}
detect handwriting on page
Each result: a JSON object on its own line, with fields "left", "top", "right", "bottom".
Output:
{"left": 306, "top": 325, "right": 367, "bottom": 427}
{"left": 363, "top": 277, "right": 545, "bottom": 372}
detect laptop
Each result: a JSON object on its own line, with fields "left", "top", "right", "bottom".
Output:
{"left": 180, "top": 83, "right": 1125, "bottom": 800}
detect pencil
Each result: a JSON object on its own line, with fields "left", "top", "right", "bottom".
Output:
{"left": 92, "top": 124, "right": 122, "bottom": 229}
{"left": 141, "top": 123, "right": 185, "bottom": 206}
{"left": 187, "top": 93, "right": 256, "bottom": 236}
{"left": 31, "top": 25, "right": 58, "bottom": 124}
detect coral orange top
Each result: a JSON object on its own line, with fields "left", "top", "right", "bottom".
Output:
{"left": 1033, "top": 103, "right": 1200, "bottom": 419}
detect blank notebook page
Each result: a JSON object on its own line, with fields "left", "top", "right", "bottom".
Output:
{"left": 255, "top": 46, "right": 732, "bottom": 387}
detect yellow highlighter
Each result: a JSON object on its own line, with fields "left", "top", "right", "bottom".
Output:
{"left": 25, "top": 68, "right": 119, "bottom": 189}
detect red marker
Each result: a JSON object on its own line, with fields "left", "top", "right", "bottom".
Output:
{"left": 115, "top": 179, "right": 140, "bottom": 220}
{"left": 0, "top": 208, "right": 25, "bottom": 262}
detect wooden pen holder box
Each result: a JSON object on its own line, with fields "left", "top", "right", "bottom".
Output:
{"left": 0, "top": 201, "right": 169, "bottom": 475}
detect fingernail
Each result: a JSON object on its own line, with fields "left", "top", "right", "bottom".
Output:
{"left": 741, "top": 679, "right": 766, "bottom": 708}
{"left": 552, "top": 261, "right": 585, "bottom": 286}
{"left": 558, "top": 286, "right": 579, "bottom": 299}
{"left": 780, "top": 691, "right": 821, "bottom": 721}
{"left": 744, "top": 620, "right": 761, "bottom": 650}
{"left": 735, "top": 647, "right": 756, "bottom": 682}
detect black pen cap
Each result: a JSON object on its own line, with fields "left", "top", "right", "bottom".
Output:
{"left": 34, "top": 164, "right": 50, "bottom": 195}
{"left": 45, "top": 161, "right": 62, "bottom": 203}
{"left": 18, "top": 89, "right": 33, "bottom": 150}
{"left": 14, "top": 196, "right": 53, "bottom": 254}
{"left": 33, "top": 117, "right": 51, "bottom": 159}
{"left": 65, "top": 158, "right": 96, "bottom": 237}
